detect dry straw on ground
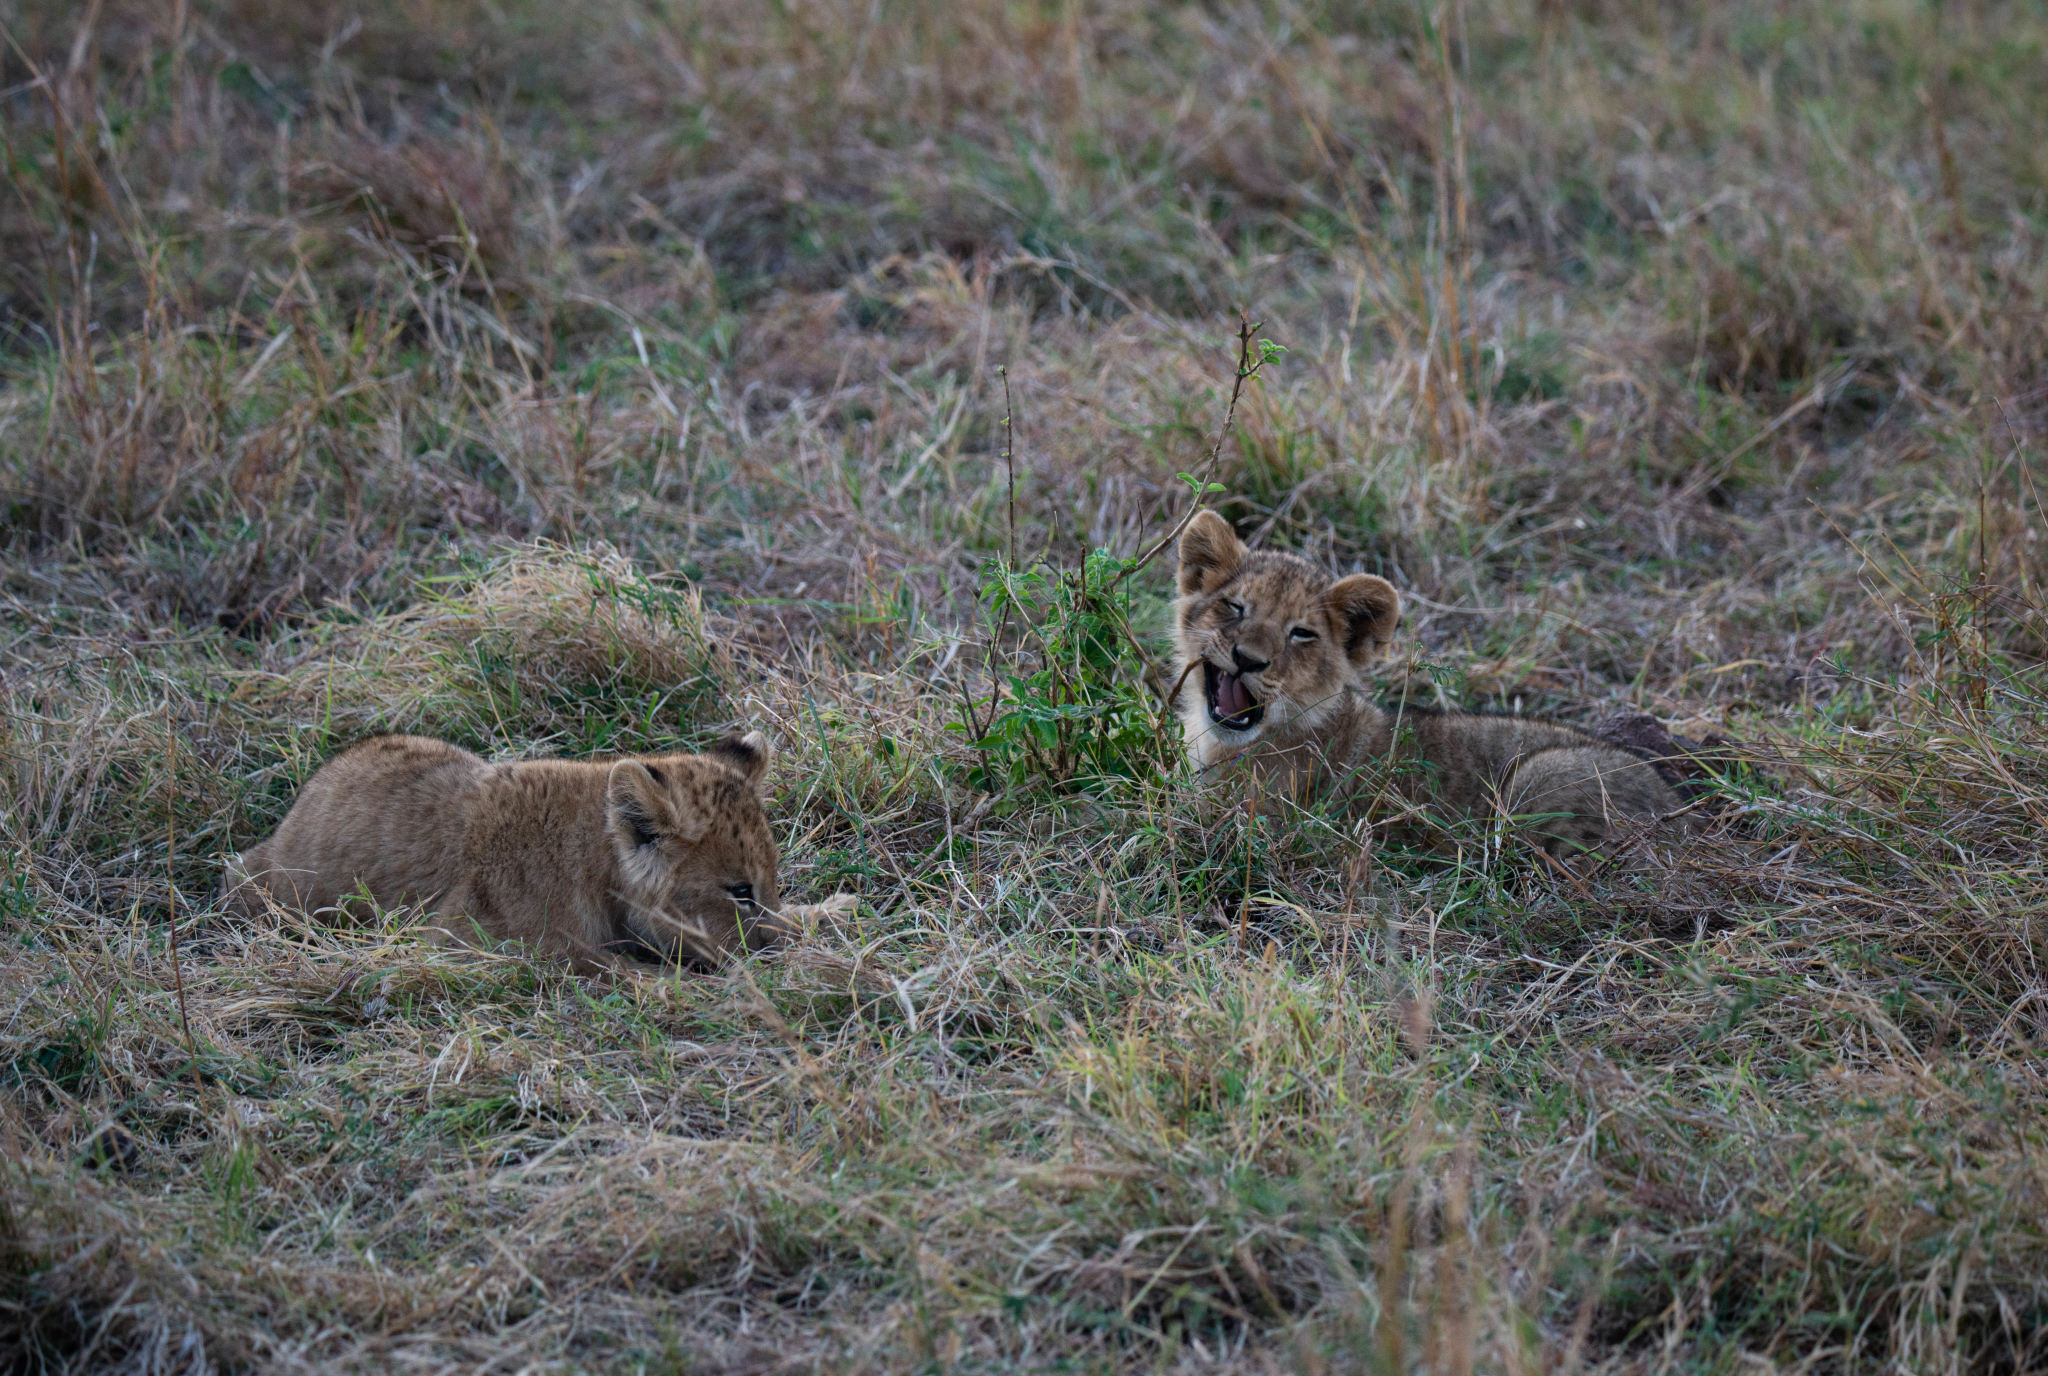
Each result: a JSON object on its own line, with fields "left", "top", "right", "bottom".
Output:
{"left": 3, "top": 0, "right": 2047, "bottom": 1371}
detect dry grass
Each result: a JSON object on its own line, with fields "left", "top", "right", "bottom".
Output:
{"left": 4, "top": 0, "right": 2048, "bottom": 1370}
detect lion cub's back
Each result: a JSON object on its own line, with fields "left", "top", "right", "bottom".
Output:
{"left": 233, "top": 735, "right": 488, "bottom": 917}
{"left": 1399, "top": 708, "right": 1677, "bottom": 814}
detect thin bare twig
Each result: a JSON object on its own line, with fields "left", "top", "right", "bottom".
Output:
{"left": 1108, "top": 311, "right": 1266, "bottom": 592}
{"left": 1001, "top": 364, "right": 1017, "bottom": 568}
{"left": 969, "top": 366, "right": 1025, "bottom": 747}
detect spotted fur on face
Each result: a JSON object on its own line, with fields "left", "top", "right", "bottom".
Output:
{"left": 1173, "top": 511, "right": 1400, "bottom": 762}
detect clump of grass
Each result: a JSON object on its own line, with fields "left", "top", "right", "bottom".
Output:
{"left": 231, "top": 542, "right": 735, "bottom": 753}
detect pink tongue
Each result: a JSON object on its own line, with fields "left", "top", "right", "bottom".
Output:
{"left": 1215, "top": 671, "right": 1252, "bottom": 719}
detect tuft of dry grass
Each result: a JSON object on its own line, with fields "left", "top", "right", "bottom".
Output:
{"left": 5, "top": 0, "right": 2048, "bottom": 1371}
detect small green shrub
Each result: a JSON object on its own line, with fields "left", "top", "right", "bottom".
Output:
{"left": 958, "top": 549, "right": 1177, "bottom": 797}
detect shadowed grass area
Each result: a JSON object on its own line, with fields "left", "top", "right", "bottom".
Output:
{"left": 3, "top": 0, "right": 2047, "bottom": 1371}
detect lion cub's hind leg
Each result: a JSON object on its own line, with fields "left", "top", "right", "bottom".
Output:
{"left": 1502, "top": 745, "right": 1681, "bottom": 858}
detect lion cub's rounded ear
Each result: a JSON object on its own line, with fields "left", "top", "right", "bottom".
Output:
{"left": 1178, "top": 510, "right": 1246, "bottom": 597}
{"left": 608, "top": 760, "right": 708, "bottom": 845}
{"left": 1320, "top": 574, "right": 1401, "bottom": 667}
{"left": 706, "top": 730, "right": 773, "bottom": 787}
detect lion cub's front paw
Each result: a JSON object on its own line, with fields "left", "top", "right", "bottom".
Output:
{"left": 776, "top": 892, "right": 861, "bottom": 933}
{"left": 801, "top": 892, "right": 861, "bottom": 923}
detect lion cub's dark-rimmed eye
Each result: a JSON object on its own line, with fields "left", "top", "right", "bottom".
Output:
{"left": 726, "top": 883, "right": 755, "bottom": 906}
{"left": 1289, "top": 626, "right": 1318, "bottom": 643}
{"left": 1222, "top": 599, "right": 1246, "bottom": 619}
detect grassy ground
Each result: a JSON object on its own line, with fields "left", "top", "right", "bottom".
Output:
{"left": 3, "top": 0, "right": 2047, "bottom": 1370}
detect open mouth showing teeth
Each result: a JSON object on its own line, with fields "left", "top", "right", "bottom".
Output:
{"left": 1203, "top": 661, "right": 1266, "bottom": 731}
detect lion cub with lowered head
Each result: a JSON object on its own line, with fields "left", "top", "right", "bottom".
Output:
{"left": 1173, "top": 512, "right": 1683, "bottom": 856}
{"left": 225, "top": 732, "right": 847, "bottom": 974}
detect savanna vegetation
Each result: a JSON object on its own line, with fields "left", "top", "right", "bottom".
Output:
{"left": 2, "top": 0, "right": 2046, "bottom": 1370}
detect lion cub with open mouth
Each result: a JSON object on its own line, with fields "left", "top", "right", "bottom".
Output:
{"left": 225, "top": 732, "right": 848, "bottom": 974}
{"left": 1173, "top": 512, "right": 1684, "bottom": 857}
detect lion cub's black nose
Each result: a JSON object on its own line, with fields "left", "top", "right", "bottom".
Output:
{"left": 1231, "top": 647, "right": 1269, "bottom": 674}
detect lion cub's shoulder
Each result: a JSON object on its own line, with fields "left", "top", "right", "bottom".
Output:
{"left": 317, "top": 733, "right": 488, "bottom": 789}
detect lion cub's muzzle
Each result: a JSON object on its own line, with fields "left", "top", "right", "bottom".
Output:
{"left": 620, "top": 904, "right": 797, "bottom": 968}
{"left": 1202, "top": 659, "right": 1267, "bottom": 732}
{"left": 746, "top": 907, "right": 800, "bottom": 946}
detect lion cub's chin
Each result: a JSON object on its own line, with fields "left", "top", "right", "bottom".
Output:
{"left": 224, "top": 731, "right": 851, "bottom": 977}
{"left": 1206, "top": 719, "right": 1265, "bottom": 748}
